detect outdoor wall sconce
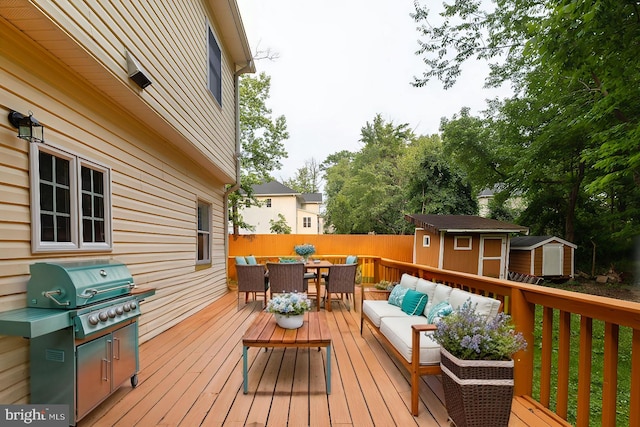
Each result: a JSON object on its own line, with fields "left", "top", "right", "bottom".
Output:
{"left": 125, "top": 51, "right": 152, "bottom": 89}
{"left": 8, "top": 110, "right": 44, "bottom": 143}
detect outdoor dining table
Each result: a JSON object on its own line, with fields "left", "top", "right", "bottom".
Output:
{"left": 304, "top": 260, "right": 332, "bottom": 310}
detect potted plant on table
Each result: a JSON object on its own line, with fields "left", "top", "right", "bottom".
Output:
{"left": 294, "top": 244, "right": 315, "bottom": 262}
{"left": 266, "top": 292, "right": 311, "bottom": 329}
{"left": 431, "top": 301, "right": 527, "bottom": 427}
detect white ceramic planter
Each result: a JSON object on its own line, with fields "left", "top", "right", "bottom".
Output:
{"left": 274, "top": 313, "right": 304, "bottom": 329}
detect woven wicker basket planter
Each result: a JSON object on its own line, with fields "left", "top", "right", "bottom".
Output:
{"left": 440, "top": 348, "right": 514, "bottom": 427}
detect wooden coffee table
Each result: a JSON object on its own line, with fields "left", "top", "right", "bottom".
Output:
{"left": 242, "top": 310, "right": 332, "bottom": 394}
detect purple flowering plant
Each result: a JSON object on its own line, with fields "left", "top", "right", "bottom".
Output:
{"left": 431, "top": 300, "right": 527, "bottom": 361}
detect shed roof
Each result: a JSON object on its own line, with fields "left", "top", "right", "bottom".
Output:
{"left": 510, "top": 235, "right": 577, "bottom": 250}
{"left": 405, "top": 214, "right": 529, "bottom": 234}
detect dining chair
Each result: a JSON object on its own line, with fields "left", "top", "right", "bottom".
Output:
{"left": 323, "top": 263, "right": 358, "bottom": 311}
{"left": 236, "top": 264, "right": 269, "bottom": 309}
{"left": 266, "top": 262, "right": 309, "bottom": 297}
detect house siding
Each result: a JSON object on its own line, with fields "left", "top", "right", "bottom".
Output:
{"left": 0, "top": 0, "right": 249, "bottom": 405}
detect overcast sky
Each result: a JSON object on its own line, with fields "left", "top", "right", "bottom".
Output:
{"left": 236, "top": 0, "right": 511, "bottom": 181}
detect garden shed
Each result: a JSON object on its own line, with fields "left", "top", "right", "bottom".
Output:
{"left": 405, "top": 214, "right": 529, "bottom": 279}
{"left": 509, "top": 236, "right": 576, "bottom": 279}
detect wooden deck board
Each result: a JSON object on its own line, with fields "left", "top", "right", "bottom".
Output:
{"left": 78, "top": 291, "right": 569, "bottom": 427}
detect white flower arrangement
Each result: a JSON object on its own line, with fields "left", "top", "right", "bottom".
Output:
{"left": 266, "top": 292, "right": 311, "bottom": 316}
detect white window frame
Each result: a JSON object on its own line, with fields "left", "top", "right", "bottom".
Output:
{"left": 30, "top": 143, "right": 112, "bottom": 253}
{"left": 197, "top": 200, "right": 211, "bottom": 264}
{"left": 303, "top": 217, "right": 311, "bottom": 228}
{"left": 422, "top": 235, "right": 431, "bottom": 247}
{"left": 454, "top": 235, "right": 473, "bottom": 250}
{"left": 207, "top": 26, "right": 222, "bottom": 106}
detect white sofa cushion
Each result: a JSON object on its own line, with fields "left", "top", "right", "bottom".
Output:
{"left": 362, "top": 300, "right": 406, "bottom": 327}
{"left": 415, "top": 278, "right": 437, "bottom": 302}
{"left": 423, "top": 283, "right": 453, "bottom": 316}
{"left": 449, "top": 288, "right": 501, "bottom": 319}
{"left": 380, "top": 316, "right": 441, "bottom": 365}
{"left": 399, "top": 273, "right": 419, "bottom": 290}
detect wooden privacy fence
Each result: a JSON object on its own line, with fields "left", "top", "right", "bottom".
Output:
{"left": 228, "top": 234, "right": 413, "bottom": 281}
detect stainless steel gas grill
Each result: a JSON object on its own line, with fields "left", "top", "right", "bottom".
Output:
{"left": 0, "top": 260, "right": 155, "bottom": 425}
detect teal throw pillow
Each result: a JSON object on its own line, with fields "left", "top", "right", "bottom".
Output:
{"left": 401, "top": 289, "right": 429, "bottom": 316}
{"left": 345, "top": 255, "right": 358, "bottom": 264}
{"left": 246, "top": 255, "right": 257, "bottom": 265}
{"left": 427, "top": 301, "right": 453, "bottom": 324}
{"left": 235, "top": 256, "right": 247, "bottom": 265}
{"left": 388, "top": 285, "right": 409, "bottom": 307}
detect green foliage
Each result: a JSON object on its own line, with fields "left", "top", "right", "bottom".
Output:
{"left": 418, "top": 0, "right": 640, "bottom": 271}
{"left": 322, "top": 115, "right": 477, "bottom": 234}
{"left": 229, "top": 73, "right": 289, "bottom": 234}
{"left": 282, "top": 158, "right": 322, "bottom": 193}
{"left": 269, "top": 214, "right": 291, "bottom": 234}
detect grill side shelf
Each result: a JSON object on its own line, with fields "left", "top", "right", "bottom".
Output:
{"left": 0, "top": 309, "right": 72, "bottom": 338}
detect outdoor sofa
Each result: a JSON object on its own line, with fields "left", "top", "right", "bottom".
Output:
{"left": 361, "top": 273, "right": 502, "bottom": 416}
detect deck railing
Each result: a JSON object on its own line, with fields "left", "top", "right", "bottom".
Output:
{"left": 229, "top": 253, "right": 640, "bottom": 426}
{"left": 369, "top": 256, "right": 640, "bottom": 427}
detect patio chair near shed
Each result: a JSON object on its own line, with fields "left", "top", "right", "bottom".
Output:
{"left": 266, "top": 262, "right": 310, "bottom": 297}
{"left": 324, "top": 263, "right": 358, "bottom": 311}
{"left": 236, "top": 264, "right": 269, "bottom": 309}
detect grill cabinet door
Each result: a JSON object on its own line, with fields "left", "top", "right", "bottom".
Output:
{"left": 77, "top": 335, "right": 111, "bottom": 420}
{"left": 112, "top": 322, "right": 137, "bottom": 387}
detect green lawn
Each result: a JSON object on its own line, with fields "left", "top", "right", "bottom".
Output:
{"left": 531, "top": 306, "right": 633, "bottom": 426}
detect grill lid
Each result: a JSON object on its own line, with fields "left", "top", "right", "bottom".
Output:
{"left": 27, "top": 260, "right": 134, "bottom": 309}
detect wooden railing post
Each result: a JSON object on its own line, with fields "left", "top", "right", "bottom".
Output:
{"left": 510, "top": 287, "right": 535, "bottom": 396}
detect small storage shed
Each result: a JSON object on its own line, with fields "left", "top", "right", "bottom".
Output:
{"left": 509, "top": 236, "right": 576, "bottom": 279}
{"left": 405, "top": 214, "right": 529, "bottom": 279}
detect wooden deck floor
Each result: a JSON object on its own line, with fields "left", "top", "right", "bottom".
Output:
{"left": 79, "top": 290, "right": 568, "bottom": 426}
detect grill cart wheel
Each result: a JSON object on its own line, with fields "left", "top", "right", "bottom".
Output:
{"left": 131, "top": 374, "right": 138, "bottom": 388}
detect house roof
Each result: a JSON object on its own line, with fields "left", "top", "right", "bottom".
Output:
{"left": 302, "top": 193, "right": 322, "bottom": 203}
{"left": 252, "top": 181, "right": 297, "bottom": 195}
{"left": 405, "top": 214, "right": 529, "bottom": 234}
{"left": 511, "top": 235, "right": 577, "bottom": 250}
{"left": 252, "top": 181, "right": 322, "bottom": 202}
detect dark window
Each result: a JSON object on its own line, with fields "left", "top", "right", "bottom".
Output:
{"left": 31, "top": 144, "right": 111, "bottom": 252}
{"left": 303, "top": 217, "right": 311, "bottom": 228}
{"left": 208, "top": 28, "right": 222, "bottom": 105}
{"left": 197, "top": 201, "right": 211, "bottom": 264}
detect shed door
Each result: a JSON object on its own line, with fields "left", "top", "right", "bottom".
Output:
{"left": 542, "top": 243, "right": 563, "bottom": 276}
{"left": 479, "top": 236, "right": 506, "bottom": 279}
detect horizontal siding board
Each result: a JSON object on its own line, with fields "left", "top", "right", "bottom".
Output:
{"left": 0, "top": 0, "right": 238, "bottom": 407}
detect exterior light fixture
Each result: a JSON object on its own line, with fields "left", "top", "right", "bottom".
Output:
{"left": 8, "top": 110, "right": 44, "bottom": 143}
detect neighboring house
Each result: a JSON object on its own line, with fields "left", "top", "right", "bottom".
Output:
{"left": 239, "top": 181, "right": 324, "bottom": 234}
{"left": 509, "top": 236, "right": 576, "bottom": 279}
{"left": 405, "top": 214, "right": 529, "bottom": 279}
{"left": 0, "top": 0, "right": 252, "bottom": 404}
{"left": 477, "top": 186, "right": 525, "bottom": 218}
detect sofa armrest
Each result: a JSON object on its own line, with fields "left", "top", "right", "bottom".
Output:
{"left": 412, "top": 324, "right": 437, "bottom": 333}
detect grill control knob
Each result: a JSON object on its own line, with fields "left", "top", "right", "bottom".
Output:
{"left": 129, "top": 301, "right": 137, "bottom": 310}
{"left": 116, "top": 306, "right": 124, "bottom": 315}
{"left": 107, "top": 308, "right": 116, "bottom": 318}
{"left": 98, "top": 311, "right": 108, "bottom": 322}
{"left": 88, "top": 314, "right": 100, "bottom": 325}
{"left": 123, "top": 303, "right": 131, "bottom": 312}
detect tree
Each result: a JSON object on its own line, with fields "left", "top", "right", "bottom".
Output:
{"left": 282, "top": 158, "right": 322, "bottom": 193}
{"left": 228, "top": 72, "right": 289, "bottom": 235}
{"left": 322, "top": 116, "right": 478, "bottom": 234}
{"left": 402, "top": 134, "right": 478, "bottom": 216}
{"left": 269, "top": 214, "right": 291, "bottom": 234}
{"left": 414, "top": 0, "right": 640, "bottom": 270}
